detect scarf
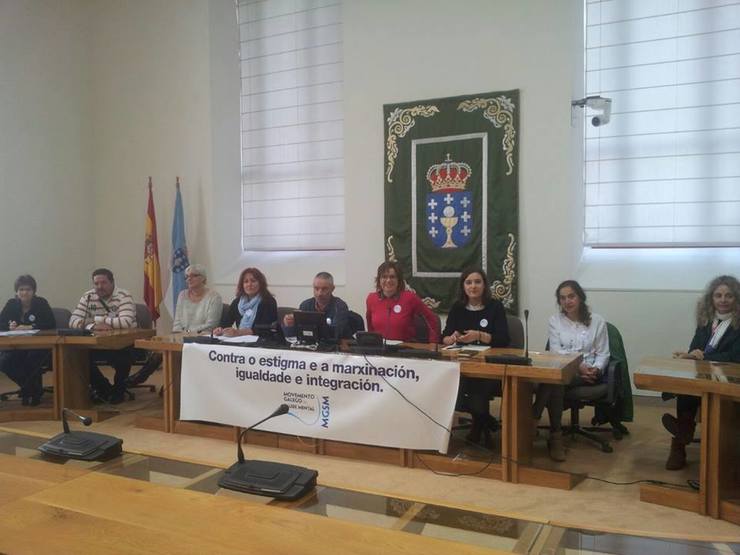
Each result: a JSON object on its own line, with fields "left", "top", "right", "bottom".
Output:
{"left": 238, "top": 295, "right": 261, "bottom": 330}
{"left": 706, "top": 311, "right": 733, "bottom": 352}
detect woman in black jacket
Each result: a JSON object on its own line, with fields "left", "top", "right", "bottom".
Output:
{"left": 442, "top": 268, "right": 510, "bottom": 447}
{"left": 0, "top": 275, "right": 56, "bottom": 405}
{"left": 213, "top": 267, "right": 278, "bottom": 337}
{"left": 664, "top": 275, "right": 740, "bottom": 470}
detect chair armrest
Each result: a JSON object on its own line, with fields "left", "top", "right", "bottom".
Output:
{"left": 604, "top": 359, "right": 619, "bottom": 404}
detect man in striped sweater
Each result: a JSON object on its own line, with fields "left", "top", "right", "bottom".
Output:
{"left": 70, "top": 268, "right": 137, "bottom": 404}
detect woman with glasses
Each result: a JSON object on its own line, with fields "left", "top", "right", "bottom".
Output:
{"left": 365, "top": 261, "right": 440, "bottom": 343}
{"left": 0, "top": 275, "right": 56, "bottom": 405}
{"left": 172, "top": 264, "right": 223, "bottom": 333}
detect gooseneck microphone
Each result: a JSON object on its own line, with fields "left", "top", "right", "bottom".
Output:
{"left": 384, "top": 304, "right": 392, "bottom": 348}
{"left": 219, "top": 403, "right": 317, "bottom": 500}
{"left": 237, "top": 404, "right": 290, "bottom": 463}
{"left": 38, "top": 407, "right": 122, "bottom": 461}
{"left": 523, "top": 309, "right": 530, "bottom": 360}
{"left": 62, "top": 408, "right": 93, "bottom": 434}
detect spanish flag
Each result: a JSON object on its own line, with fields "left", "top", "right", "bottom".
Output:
{"left": 143, "top": 177, "right": 163, "bottom": 323}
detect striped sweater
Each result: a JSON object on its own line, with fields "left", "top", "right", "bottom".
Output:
{"left": 69, "top": 288, "right": 137, "bottom": 329}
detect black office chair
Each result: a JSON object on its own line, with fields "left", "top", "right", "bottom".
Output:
{"left": 413, "top": 312, "right": 441, "bottom": 343}
{"left": 561, "top": 322, "right": 630, "bottom": 453}
{"left": 506, "top": 314, "right": 524, "bottom": 349}
{"left": 346, "top": 310, "right": 365, "bottom": 336}
{"left": 0, "top": 307, "right": 70, "bottom": 403}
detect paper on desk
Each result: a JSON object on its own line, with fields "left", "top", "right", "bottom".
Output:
{"left": 0, "top": 329, "right": 40, "bottom": 336}
{"left": 457, "top": 344, "right": 490, "bottom": 352}
{"left": 385, "top": 339, "right": 403, "bottom": 346}
{"left": 217, "top": 334, "right": 259, "bottom": 344}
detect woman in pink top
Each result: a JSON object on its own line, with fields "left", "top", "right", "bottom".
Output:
{"left": 365, "top": 261, "right": 440, "bottom": 343}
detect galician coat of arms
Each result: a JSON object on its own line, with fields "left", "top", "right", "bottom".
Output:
{"left": 425, "top": 154, "right": 473, "bottom": 249}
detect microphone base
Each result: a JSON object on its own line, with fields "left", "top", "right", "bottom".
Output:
{"left": 218, "top": 459, "right": 317, "bottom": 501}
{"left": 485, "top": 354, "right": 532, "bottom": 366}
{"left": 38, "top": 431, "right": 122, "bottom": 461}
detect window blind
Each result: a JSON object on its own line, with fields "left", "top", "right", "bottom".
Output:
{"left": 584, "top": 0, "right": 740, "bottom": 247}
{"left": 238, "top": 0, "right": 344, "bottom": 251}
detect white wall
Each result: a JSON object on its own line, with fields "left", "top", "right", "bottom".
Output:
{"left": 3, "top": 0, "right": 736, "bottom": 391}
{"left": 0, "top": 0, "right": 93, "bottom": 309}
{"left": 87, "top": 0, "right": 214, "bottom": 331}
{"left": 342, "top": 0, "right": 584, "bottom": 345}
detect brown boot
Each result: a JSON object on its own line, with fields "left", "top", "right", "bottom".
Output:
{"left": 548, "top": 430, "right": 566, "bottom": 462}
{"left": 662, "top": 413, "right": 696, "bottom": 444}
{"left": 665, "top": 438, "right": 687, "bottom": 470}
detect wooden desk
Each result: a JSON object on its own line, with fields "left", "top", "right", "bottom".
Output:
{"left": 56, "top": 328, "right": 155, "bottom": 418}
{"left": 137, "top": 336, "right": 582, "bottom": 490}
{"left": 1, "top": 329, "right": 155, "bottom": 421}
{"left": 0, "top": 454, "right": 502, "bottom": 554}
{"left": 0, "top": 332, "right": 61, "bottom": 422}
{"left": 635, "top": 357, "right": 740, "bottom": 525}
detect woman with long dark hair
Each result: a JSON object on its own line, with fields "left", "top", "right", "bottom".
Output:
{"left": 442, "top": 268, "right": 510, "bottom": 446}
{"left": 214, "top": 267, "right": 278, "bottom": 337}
{"left": 533, "top": 280, "right": 610, "bottom": 461}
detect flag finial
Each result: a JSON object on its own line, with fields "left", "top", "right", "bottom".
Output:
{"left": 148, "top": 176, "right": 153, "bottom": 190}
{"left": 176, "top": 176, "right": 180, "bottom": 189}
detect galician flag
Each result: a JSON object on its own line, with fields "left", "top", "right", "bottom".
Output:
{"left": 143, "top": 177, "right": 163, "bottom": 323}
{"left": 164, "top": 177, "right": 189, "bottom": 319}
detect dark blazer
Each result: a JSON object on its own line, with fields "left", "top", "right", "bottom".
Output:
{"left": 223, "top": 295, "right": 278, "bottom": 330}
{"left": 0, "top": 296, "right": 56, "bottom": 331}
{"left": 689, "top": 321, "right": 740, "bottom": 363}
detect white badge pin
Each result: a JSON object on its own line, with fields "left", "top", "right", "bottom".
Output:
{"left": 480, "top": 318, "right": 488, "bottom": 327}
{"left": 326, "top": 317, "right": 332, "bottom": 325}
{"left": 393, "top": 304, "right": 402, "bottom": 314}
{"left": 29, "top": 314, "right": 36, "bottom": 322}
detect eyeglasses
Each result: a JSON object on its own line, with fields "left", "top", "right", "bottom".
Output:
{"left": 185, "top": 274, "right": 202, "bottom": 279}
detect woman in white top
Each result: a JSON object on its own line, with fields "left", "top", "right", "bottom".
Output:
{"left": 172, "top": 264, "right": 223, "bottom": 333}
{"left": 534, "top": 280, "right": 610, "bottom": 462}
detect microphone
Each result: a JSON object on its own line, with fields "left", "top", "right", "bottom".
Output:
{"left": 218, "top": 403, "right": 318, "bottom": 500}
{"left": 62, "top": 408, "right": 93, "bottom": 434}
{"left": 523, "top": 309, "right": 530, "bottom": 360}
{"left": 37, "top": 407, "right": 122, "bottom": 461}
{"left": 384, "top": 304, "right": 392, "bottom": 348}
{"left": 237, "top": 404, "right": 290, "bottom": 463}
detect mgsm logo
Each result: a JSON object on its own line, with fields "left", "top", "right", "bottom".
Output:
{"left": 321, "top": 396, "right": 330, "bottom": 428}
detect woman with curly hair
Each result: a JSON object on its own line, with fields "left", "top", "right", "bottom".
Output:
{"left": 664, "top": 275, "right": 740, "bottom": 470}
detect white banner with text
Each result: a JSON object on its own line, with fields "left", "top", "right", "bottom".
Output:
{"left": 180, "top": 344, "right": 460, "bottom": 453}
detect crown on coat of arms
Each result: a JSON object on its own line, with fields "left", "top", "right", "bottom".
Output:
{"left": 426, "top": 154, "right": 471, "bottom": 192}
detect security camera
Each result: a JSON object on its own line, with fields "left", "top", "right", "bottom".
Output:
{"left": 571, "top": 95, "right": 612, "bottom": 127}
